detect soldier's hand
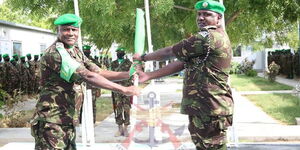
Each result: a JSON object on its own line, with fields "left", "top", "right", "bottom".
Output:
{"left": 133, "top": 53, "right": 142, "bottom": 61}
{"left": 122, "top": 86, "right": 141, "bottom": 96}
{"left": 138, "top": 71, "right": 151, "bottom": 83}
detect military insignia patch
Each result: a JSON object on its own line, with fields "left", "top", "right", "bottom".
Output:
{"left": 202, "top": 2, "right": 208, "bottom": 8}
{"left": 198, "top": 31, "right": 209, "bottom": 38}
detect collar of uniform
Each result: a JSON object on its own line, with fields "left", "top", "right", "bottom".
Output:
{"left": 201, "top": 25, "right": 217, "bottom": 31}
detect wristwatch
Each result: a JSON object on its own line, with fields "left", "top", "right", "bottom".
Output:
{"left": 141, "top": 53, "right": 147, "bottom": 62}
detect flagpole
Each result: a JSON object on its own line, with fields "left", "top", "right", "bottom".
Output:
{"left": 73, "top": 0, "right": 95, "bottom": 147}
{"left": 144, "top": 0, "right": 154, "bottom": 74}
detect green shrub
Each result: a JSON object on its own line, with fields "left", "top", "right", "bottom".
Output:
{"left": 229, "top": 62, "right": 240, "bottom": 74}
{"left": 245, "top": 69, "right": 258, "bottom": 77}
{"left": 237, "top": 58, "right": 255, "bottom": 74}
{"left": 267, "top": 61, "right": 280, "bottom": 82}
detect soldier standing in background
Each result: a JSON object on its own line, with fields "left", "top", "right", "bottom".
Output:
{"left": 33, "top": 54, "right": 41, "bottom": 93}
{"left": 3, "top": 54, "right": 16, "bottom": 95}
{"left": 134, "top": 0, "right": 233, "bottom": 149}
{"left": 111, "top": 47, "right": 133, "bottom": 137}
{"left": 20, "top": 56, "right": 32, "bottom": 94}
{"left": 2, "top": 54, "right": 10, "bottom": 93}
{"left": 13, "top": 54, "right": 22, "bottom": 92}
{"left": 10, "top": 58, "right": 21, "bottom": 95}
{"left": 26, "top": 53, "right": 35, "bottom": 94}
{"left": 82, "top": 45, "right": 101, "bottom": 123}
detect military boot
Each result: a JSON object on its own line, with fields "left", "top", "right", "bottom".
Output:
{"left": 114, "top": 125, "right": 123, "bottom": 137}
{"left": 123, "top": 125, "right": 129, "bottom": 137}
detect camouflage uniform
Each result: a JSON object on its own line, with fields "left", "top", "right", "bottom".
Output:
{"left": 33, "top": 59, "right": 41, "bottom": 93}
{"left": 110, "top": 59, "right": 133, "bottom": 126}
{"left": 172, "top": 26, "right": 233, "bottom": 150}
{"left": 27, "top": 60, "right": 36, "bottom": 94}
{"left": 20, "top": 59, "right": 32, "bottom": 94}
{"left": 4, "top": 60, "right": 18, "bottom": 95}
{"left": 79, "top": 55, "right": 101, "bottom": 124}
{"left": 31, "top": 40, "right": 101, "bottom": 149}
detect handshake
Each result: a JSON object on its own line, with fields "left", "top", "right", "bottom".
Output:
{"left": 129, "top": 53, "right": 151, "bottom": 83}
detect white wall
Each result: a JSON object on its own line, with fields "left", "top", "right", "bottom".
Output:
{"left": 0, "top": 23, "right": 56, "bottom": 57}
{"left": 232, "top": 46, "right": 266, "bottom": 72}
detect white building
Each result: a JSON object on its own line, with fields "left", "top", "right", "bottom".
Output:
{"left": 0, "top": 20, "right": 57, "bottom": 57}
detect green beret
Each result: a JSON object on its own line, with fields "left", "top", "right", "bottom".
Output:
{"left": 54, "top": 14, "right": 82, "bottom": 28}
{"left": 20, "top": 56, "right": 26, "bottom": 59}
{"left": 26, "top": 53, "right": 31, "bottom": 57}
{"left": 3, "top": 54, "right": 9, "bottom": 58}
{"left": 13, "top": 54, "right": 19, "bottom": 57}
{"left": 10, "top": 58, "right": 15, "bottom": 62}
{"left": 195, "top": 0, "right": 225, "bottom": 14}
{"left": 116, "top": 47, "right": 126, "bottom": 52}
{"left": 83, "top": 45, "right": 91, "bottom": 51}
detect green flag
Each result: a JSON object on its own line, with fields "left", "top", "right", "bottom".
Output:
{"left": 130, "top": 8, "right": 145, "bottom": 78}
{"left": 134, "top": 8, "right": 145, "bottom": 54}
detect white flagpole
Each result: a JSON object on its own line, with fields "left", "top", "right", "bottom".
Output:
{"left": 144, "top": 0, "right": 162, "bottom": 144}
{"left": 144, "top": 0, "right": 154, "bottom": 74}
{"left": 73, "top": 0, "right": 95, "bottom": 147}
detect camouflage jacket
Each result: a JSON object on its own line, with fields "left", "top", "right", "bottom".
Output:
{"left": 32, "top": 40, "right": 101, "bottom": 125}
{"left": 110, "top": 59, "right": 133, "bottom": 97}
{"left": 172, "top": 26, "right": 233, "bottom": 116}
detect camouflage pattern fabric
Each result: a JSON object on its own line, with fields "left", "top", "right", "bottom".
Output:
{"left": 27, "top": 60, "right": 36, "bottom": 94}
{"left": 111, "top": 59, "right": 132, "bottom": 125}
{"left": 78, "top": 55, "right": 101, "bottom": 123}
{"left": 188, "top": 115, "right": 232, "bottom": 150}
{"left": 3, "top": 61, "right": 19, "bottom": 95}
{"left": 172, "top": 26, "right": 233, "bottom": 148}
{"left": 20, "top": 61, "right": 32, "bottom": 94}
{"left": 31, "top": 40, "right": 101, "bottom": 149}
{"left": 31, "top": 121, "right": 76, "bottom": 150}
{"left": 34, "top": 60, "right": 41, "bottom": 93}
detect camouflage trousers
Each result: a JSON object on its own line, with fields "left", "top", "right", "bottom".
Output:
{"left": 188, "top": 115, "right": 233, "bottom": 150}
{"left": 31, "top": 121, "right": 76, "bottom": 150}
{"left": 114, "top": 96, "right": 131, "bottom": 126}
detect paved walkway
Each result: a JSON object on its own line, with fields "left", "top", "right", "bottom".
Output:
{"left": 1, "top": 75, "right": 300, "bottom": 149}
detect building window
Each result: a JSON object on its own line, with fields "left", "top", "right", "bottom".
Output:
{"left": 40, "top": 43, "right": 46, "bottom": 53}
{"left": 13, "top": 41, "right": 22, "bottom": 56}
{"left": 233, "top": 45, "right": 242, "bottom": 57}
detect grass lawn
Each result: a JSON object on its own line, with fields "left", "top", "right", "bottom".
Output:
{"left": 230, "top": 74, "right": 293, "bottom": 91}
{"left": 245, "top": 93, "right": 300, "bottom": 125}
{"left": 95, "top": 96, "right": 113, "bottom": 122}
{"left": 0, "top": 96, "right": 114, "bottom": 127}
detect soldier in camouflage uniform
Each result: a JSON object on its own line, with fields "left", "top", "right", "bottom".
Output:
{"left": 10, "top": 58, "right": 21, "bottom": 94}
{"left": 13, "top": 54, "right": 22, "bottom": 92}
{"left": 30, "top": 14, "right": 140, "bottom": 150}
{"left": 20, "top": 56, "right": 32, "bottom": 94}
{"left": 110, "top": 47, "right": 133, "bottom": 137}
{"left": 81, "top": 45, "right": 101, "bottom": 123}
{"left": 26, "top": 53, "right": 36, "bottom": 94}
{"left": 3, "top": 55, "right": 18, "bottom": 95}
{"left": 134, "top": 1, "right": 233, "bottom": 149}
{"left": 33, "top": 54, "right": 41, "bottom": 93}
{"left": 2, "top": 54, "right": 10, "bottom": 93}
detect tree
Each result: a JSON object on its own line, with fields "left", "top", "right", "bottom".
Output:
{"left": 0, "top": 3, "right": 51, "bottom": 29}
{"left": 5, "top": 0, "right": 300, "bottom": 52}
